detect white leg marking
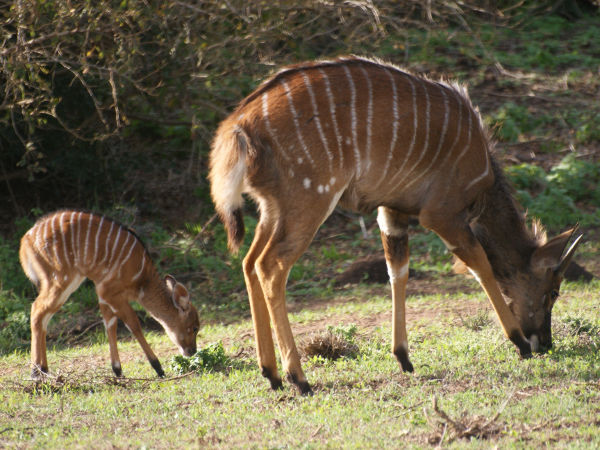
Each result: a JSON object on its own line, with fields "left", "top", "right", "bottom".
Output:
{"left": 41, "top": 313, "right": 53, "bottom": 333}
{"left": 377, "top": 207, "right": 407, "bottom": 237}
{"left": 302, "top": 71, "right": 333, "bottom": 172}
{"left": 281, "top": 80, "right": 314, "bottom": 166}
{"left": 387, "top": 261, "right": 409, "bottom": 282}
{"left": 99, "top": 297, "right": 118, "bottom": 314}
{"left": 105, "top": 316, "right": 117, "bottom": 330}
{"left": 342, "top": 65, "right": 361, "bottom": 176}
{"left": 262, "top": 92, "right": 291, "bottom": 162}
{"left": 318, "top": 69, "right": 344, "bottom": 169}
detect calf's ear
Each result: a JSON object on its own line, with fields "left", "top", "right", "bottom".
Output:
{"left": 531, "top": 226, "right": 582, "bottom": 276}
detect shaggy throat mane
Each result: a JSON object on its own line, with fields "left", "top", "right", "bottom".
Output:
{"left": 469, "top": 158, "right": 539, "bottom": 282}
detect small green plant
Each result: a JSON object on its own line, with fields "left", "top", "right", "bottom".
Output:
{"left": 170, "top": 342, "right": 230, "bottom": 375}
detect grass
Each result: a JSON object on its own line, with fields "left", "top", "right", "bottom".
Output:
{"left": 1, "top": 279, "right": 598, "bottom": 448}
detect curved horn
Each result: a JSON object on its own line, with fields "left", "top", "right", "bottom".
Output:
{"left": 555, "top": 233, "right": 584, "bottom": 278}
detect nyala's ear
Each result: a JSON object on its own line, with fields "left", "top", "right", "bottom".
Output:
{"left": 165, "top": 275, "right": 191, "bottom": 312}
{"left": 531, "top": 226, "right": 582, "bottom": 275}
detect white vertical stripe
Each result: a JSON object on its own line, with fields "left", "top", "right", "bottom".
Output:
{"left": 398, "top": 79, "right": 430, "bottom": 185}
{"left": 75, "top": 212, "right": 83, "bottom": 265}
{"left": 83, "top": 213, "right": 93, "bottom": 267}
{"left": 69, "top": 212, "right": 77, "bottom": 264}
{"left": 132, "top": 252, "right": 146, "bottom": 281}
{"left": 281, "top": 80, "right": 314, "bottom": 166}
{"left": 261, "top": 92, "right": 291, "bottom": 162}
{"left": 118, "top": 236, "right": 138, "bottom": 277}
{"left": 106, "top": 226, "right": 123, "bottom": 269}
{"left": 301, "top": 71, "right": 333, "bottom": 172}
{"left": 59, "top": 212, "right": 69, "bottom": 268}
{"left": 403, "top": 84, "right": 450, "bottom": 190}
{"left": 92, "top": 216, "right": 105, "bottom": 266}
{"left": 450, "top": 109, "right": 473, "bottom": 178}
{"left": 437, "top": 89, "right": 464, "bottom": 170}
{"left": 465, "top": 146, "right": 491, "bottom": 191}
{"left": 342, "top": 65, "right": 361, "bottom": 175}
{"left": 384, "top": 75, "right": 418, "bottom": 194}
{"left": 318, "top": 68, "right": 344, "bottom": 169}
{"left": 377, "top": 69, "right": 399, "bottom": 187}
{"left": 359, "top": 65, "right": 373, "bottom": 173}
{"left": 100, "top": 221, "right": 116, "bottom": 266}
{"left": 109, "top": 232, "right": 132, "bottom": 278}
{"left": 50, "top": 214, "right": 62, "bottom": 268}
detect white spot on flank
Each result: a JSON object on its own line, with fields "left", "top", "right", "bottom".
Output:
{"left": 325, "top": 185, "right": 330, "bottom": 193}
{"left": 303, "top": 178, "right": 311, "bottom": 189}
{"left": 345, "top": 137, "right": 351, "bottom": 146}
{"left": 330, "top": 177, "right": 336, "bottom": 186}
{"left": 317, "top": 185, "right": 324, "bottom": 194}
{"left": 289, "top": 168, "right": 294, "bottom": 177}
{"left": 297, "top": 157, "right": 303, "bottom": 164}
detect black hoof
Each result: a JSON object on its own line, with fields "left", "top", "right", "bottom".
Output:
{"left": 509, "top": 330, "right": 532, "bottom": 358}
{"left": 150, "top": 359, "right": 165, "bottom": 377}
{"left": 31, "top": 366, "right": 48, "bottom": 380}
{"left": 287, "top": 373, "right": 313, "bottom": 396}
{"left": 394, "top": 347, "right": 414, "bottom": 373}
{"left": 261, "top": 366, "right": 283, "bottom": 390}
{"left": 112, "top": 364, "right": 123, "bottom": 377}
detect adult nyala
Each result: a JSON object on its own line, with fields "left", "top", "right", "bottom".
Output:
{"left": 209, "top": 56, "right": 582, "bottom": 395}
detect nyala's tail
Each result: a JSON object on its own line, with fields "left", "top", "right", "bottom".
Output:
{"left": 208, "top": 124, "right": 250, "bottom": 253}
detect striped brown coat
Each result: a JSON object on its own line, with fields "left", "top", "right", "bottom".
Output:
{"left": 20, "top": 210, "right": 199, "bottom": 378}
{"left": 209, "top": 56, "right": 581, "bottom": 394}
